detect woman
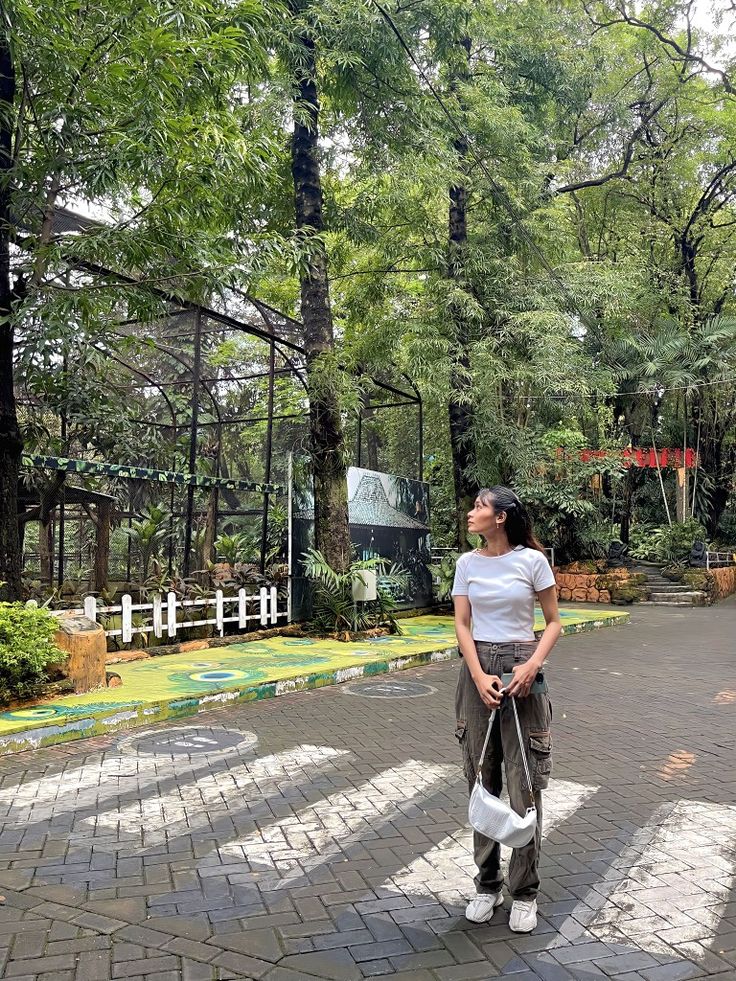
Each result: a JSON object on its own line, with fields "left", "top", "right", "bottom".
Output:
{"left": 453, "top": 486, "right": 561, "bottom": 933}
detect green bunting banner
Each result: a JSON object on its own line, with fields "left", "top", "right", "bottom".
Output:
{"left": 21, "top": 454, "right": 283, "bottom": 495}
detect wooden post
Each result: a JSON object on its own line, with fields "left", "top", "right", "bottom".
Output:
{"left": 651, "top": 433, "right": 672, "bottom": 526}
{"left": 676, "top": 468, "right": 686, "bottom": 523}
{"left": 53, "top": 611, "right": 107, "bottom": 693}
{"left": 167, "top": 590, "right": 177, "bottom": 638}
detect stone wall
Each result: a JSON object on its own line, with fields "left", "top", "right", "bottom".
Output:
{"left": 711, "top": 566, "right": 736, "bottom": 600}
{"left": 555, "top": 567, "right": 631, "bottom": 604}
{"left": 669, "top": 565, "right": 736, "bottom": 604}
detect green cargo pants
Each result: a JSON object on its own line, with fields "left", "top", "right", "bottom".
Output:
{"left": 454, "top": 640, "right": 552, "bottom": 899}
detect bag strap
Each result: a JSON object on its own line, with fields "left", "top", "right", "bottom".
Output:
{"left": 510, "top": 695, "right": 534, "bottom": 804}
{"left": 475, "top": 708, "right": 497, "bottom": 775}
{"left": 475, "top": 696, "right": 535, "bottom": 805}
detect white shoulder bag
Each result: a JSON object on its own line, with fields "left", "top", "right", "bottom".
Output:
{"left": 468, "top": 695, "right": 537, "bottom": 848}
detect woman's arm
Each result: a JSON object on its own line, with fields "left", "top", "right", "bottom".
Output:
{"left": 505, "top": 585, "right": 561, "bottom": 697}
{"left": 454, "top": 595, "right": 503, "bottom": 709}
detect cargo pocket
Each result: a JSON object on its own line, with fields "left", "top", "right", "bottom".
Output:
{"left": 455, "top": 720, "right": 472, "bottom": 781}
{"left": 529, "top": 730, "right": 552, "bottom": 790}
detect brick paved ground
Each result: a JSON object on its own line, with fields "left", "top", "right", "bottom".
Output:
{"left": 0, "top": 600, "right": 734, "bottom": 980}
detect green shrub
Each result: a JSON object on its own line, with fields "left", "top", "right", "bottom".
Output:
{"left": 214, "top": 532, "right": 252, "bottom": 566}
{"left": 628, "top": 524, "right": 658, "bottom": 561}
{"left": 0, "top": 603, "right": 61, "bottom": 705}
{"left": 609, "top": 583, "right": 647, "bottom": 604}
{"left": 662, "top": 563, "right": 686, "bottom": 582}
{"left": 301, "top": 549, "right": 408, "bottom": 637}
{"left": 656, "top": 519, "right": 707, "bottom": 563}
{"left": 434, "top": 552, "right": 460, "bottom": 603}
{"left": 629, "top": 520, "right": 706, "bottom": 564}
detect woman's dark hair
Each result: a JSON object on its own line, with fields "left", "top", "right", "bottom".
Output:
{"left": 477, "top": 486, "right": 546, "bottom": 553}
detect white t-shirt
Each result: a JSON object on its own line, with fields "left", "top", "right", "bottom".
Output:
{"left": 452, "top": 546, "right": 557, "bottom": 642}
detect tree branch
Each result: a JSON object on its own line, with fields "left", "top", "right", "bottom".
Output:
{"left": 584, "top": 1, "right": 735, "bottom": 94}
{"left": 555, "top": 98, "right": 669, "bottom": 194}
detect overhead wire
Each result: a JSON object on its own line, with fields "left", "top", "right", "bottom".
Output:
{"left": 517, "top": 372, "right": 736, "bottom": 401}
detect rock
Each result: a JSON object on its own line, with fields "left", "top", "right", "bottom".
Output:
{"left": 559, "top": 587, "right": 573, "bottom": 601}
{"left": 572, "top": 587, "right": 588, "bottom": 601}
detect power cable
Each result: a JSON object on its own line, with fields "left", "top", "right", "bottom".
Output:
{"left": 505, "top": 372, "right": 736, "bottom": 400}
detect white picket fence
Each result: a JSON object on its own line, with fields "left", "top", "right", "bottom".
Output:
{"left": 82, "top": 587, "right": 287, "bottom": 644}
{"left": 705, "top": 549, "right": 736, "bottom": 570}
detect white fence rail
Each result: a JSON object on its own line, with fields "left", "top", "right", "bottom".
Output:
{"left": 705, "top": 550, "right": 736, "bottom": 570}
{"left": 81, "top": 587, "right": 287, "bottom": 644}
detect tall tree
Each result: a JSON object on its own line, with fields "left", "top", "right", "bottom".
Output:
{"left": 0, "top": 21, "right": 21, "bottom": 599}
{"left": 445, "top": 29, "right": 476, "bottom": 551}
{"left": 0, "top": 0, "right": 273, "bottom": 599}
{"left": 289, "top": 2, "right": 351, "bottom": 572}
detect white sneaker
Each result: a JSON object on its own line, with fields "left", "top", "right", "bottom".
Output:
{"left": 465, "top": 891, "right": 504, "bottom": 923}
{"left": 509, "top": 897, "right": 538, "bottom": 933}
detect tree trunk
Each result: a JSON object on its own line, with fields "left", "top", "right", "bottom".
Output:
{"left": 37, "top": 473, "right": 65, "bottom": 586}
{"left": 619, "top": 470, "right": 635, "bottom": 544}
{"left": 698, "top": 425, "right": 732, "bottom": 536}
{"left": 290, "top": 25, "right": 351, "bottom": 573}
{"left": 94, "top": 500, "right": 111, "bottom": 594}
{"left": 366, "top": 420, "right": 380, "bottom": 472}
{"left": 447, "top": 36, "right": 476, "bottom": 552}
{"left": 39, "top": 515, "right": 54, "bottom": 586}
{"left": 675, "top": 467, "right": 686, "bottom": 523}
{"left": 0, "top": 27, "right": 21, "bottom": 600}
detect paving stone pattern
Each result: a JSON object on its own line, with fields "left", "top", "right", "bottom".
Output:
{"left": 0, "top": 600, "right": 734, "bottom": 980}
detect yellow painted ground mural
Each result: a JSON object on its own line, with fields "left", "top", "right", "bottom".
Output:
{"left": 0, "top": 609, "right": 628, "bottom": 753}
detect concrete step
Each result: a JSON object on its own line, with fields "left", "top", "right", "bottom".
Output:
{"left": 647, "top": 591, "right": 707, "bottom": 606}
{"left": 646, "top": 583, "right": 698, "bottom": 592}
{"left": 641, "top": 599, "right": 706, "bottom": 607}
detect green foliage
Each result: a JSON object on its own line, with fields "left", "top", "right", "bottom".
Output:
{"left": 434, "top": 552, "right": 460, "bottom": 603}
{"left": 7, "top": 0, "right": 736, "bottom": 595}
{"left": 214, "top": 533, "right": 252, "bottom": 566}
{"left": 607, "top": 582, "right": 647, "bottom": 606}
{"left": 499, "top": 422, "right": 625, "bottom": 563}
{"left": 121, "top": 505, "right": 173, "bottom": 581}
{"left": 629, "top": 520, "right": 707, "bottom": 564}
{"left": 301, "top": 548, "right": 408, "bottom": 637}
{"left": 0, "top": 603, "right": 62, "bottom": 705}
{"left": 717, "top": 510, "right": 736, "bottom": 547}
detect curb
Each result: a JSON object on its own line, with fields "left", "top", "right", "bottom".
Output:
{"left": 0, "top": 611, "right": 629, "bottom": 756}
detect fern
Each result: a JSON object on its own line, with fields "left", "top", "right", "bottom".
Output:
{"left": 301, "top": 548, "right": 409, "bottom": 637}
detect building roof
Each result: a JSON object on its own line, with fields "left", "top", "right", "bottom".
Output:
{"left": 348, "top": 474, "right": 429, "bottom": 530}
{"left": 295, "top": 474, "right": 429, "bottom": 530}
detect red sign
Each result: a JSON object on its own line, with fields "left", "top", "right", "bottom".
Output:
{"left": 557, "top": 448, "right": 697, "bottom": 469}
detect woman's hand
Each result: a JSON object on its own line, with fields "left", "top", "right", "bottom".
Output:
{"left": 473, "top": 672, "right": 503, "bottom": 709}
{"left": 504, "top": 660, "right": 540, "bottom": 698}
